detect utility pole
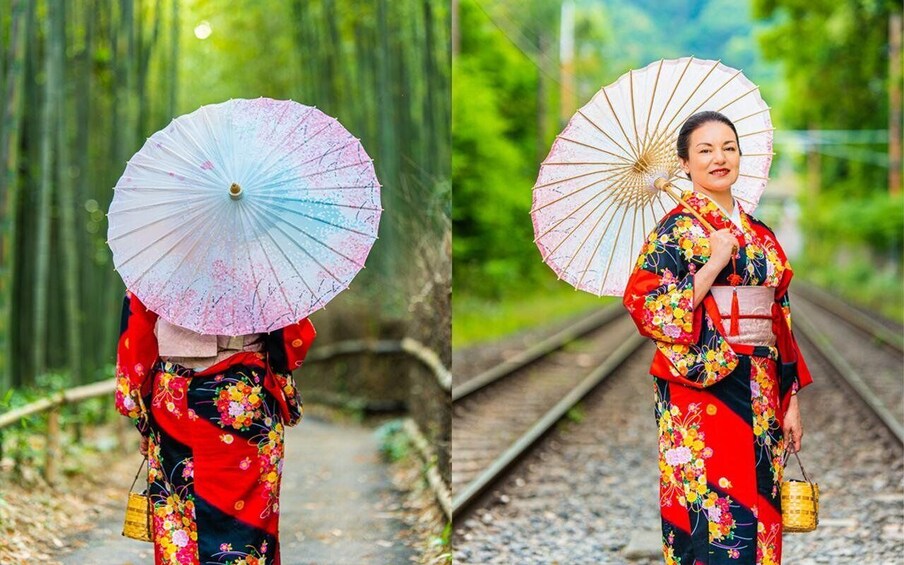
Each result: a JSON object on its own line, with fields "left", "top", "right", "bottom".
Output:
{"left": 559, "top": 0, "right": 575, "bottom": 126}
{"left": 452, "top": 0, "right": 459, "bottom": 57}
{"left": 889, "top": 11, "right": 901, "bottom": 195}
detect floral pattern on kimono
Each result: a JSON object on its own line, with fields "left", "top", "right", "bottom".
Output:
{"left": 114, "top": 291, "right": 316, "bottom": 565}
{"left": 624, "top": 190, "right": 812, "bottom": 565}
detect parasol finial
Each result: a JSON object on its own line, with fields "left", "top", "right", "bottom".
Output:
{"left": 229, "top": 183, "right": 243, "bottom": 200}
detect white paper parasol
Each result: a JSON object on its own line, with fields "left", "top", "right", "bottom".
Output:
{"left": 108, "top": 98, "right": 381, "bottom": 335}
{"left": 531, "top": 57, "right": 773, "bottom": 296}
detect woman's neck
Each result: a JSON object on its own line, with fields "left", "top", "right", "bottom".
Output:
{"left": 695, "top": 186, "right": 734, "bottom": 216}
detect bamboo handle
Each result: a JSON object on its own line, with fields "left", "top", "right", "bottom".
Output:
{"left": 653, "top": 177, "right": 716, "bottom": 233}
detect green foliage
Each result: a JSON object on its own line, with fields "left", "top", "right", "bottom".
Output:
{"left": 796, "top": 192, "right": 904, "bottom": 322}
{"left": 565, "top": 403, "right": 585, "bottom": 424}
{"left": 452, "top": 283, "right": 608, "bottom": 346}
{"left": 1, "top": 0, "right": 450, "bottom": 392}
{"left": 453, "top": 0, "right": 561, "bottom": 298}
{"left": 432, "top": 519, "right": 452, "bottom": 563}
{"left": 753, "top": 0, "right": 895, "bottom": 193}
{"left": 375, "top": 418, "right": 410, "bottom": 462}
{"left": 584, "top": 0, "right": 781, "bottom": 99}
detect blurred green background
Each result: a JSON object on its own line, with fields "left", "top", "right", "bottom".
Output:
{"left": 0, "top": 0, "right": 451, "bottom": 398}
{"left": 452, "top": 0, "right": 903, "bottom": 346}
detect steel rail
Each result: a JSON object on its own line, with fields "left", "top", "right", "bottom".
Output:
{"left": 794, "top": 282, "right": 903, "bottom": 354}
{"left": 452, "top": 333, "right": 646, "bottom": 519}
{"left": 792, "top": 305, "right": 904, "bottom": 446}
{"left": 452, "top": 302, "right": 626, "bottom": 402}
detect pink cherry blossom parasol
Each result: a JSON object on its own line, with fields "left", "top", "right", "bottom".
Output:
{"left": 107, "top": 98, "right": 381, "bottom": 335}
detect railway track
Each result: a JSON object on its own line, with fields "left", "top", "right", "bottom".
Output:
{"left": 451, "top": 304, "right": 644, "bottom": 518}
{"left": 790, "top": 288, "right": 904, "bottom": 445}
{"left": 453, "top": 285, "right": 904, "bottom": 564}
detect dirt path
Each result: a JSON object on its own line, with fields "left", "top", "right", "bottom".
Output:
{"left": 54, "top": 417, "right": 415, "bottom": 564}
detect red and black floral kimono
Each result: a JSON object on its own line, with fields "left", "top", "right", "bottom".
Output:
{"left": 623, "top": 190, "right": 812, "bottom": 565}
{"left": 115, "top": 291, "right": 316, "bottom": 565}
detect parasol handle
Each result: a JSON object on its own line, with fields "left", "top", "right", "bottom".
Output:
{"left": 653, "top": 177, "right": 716, "bottom": 233}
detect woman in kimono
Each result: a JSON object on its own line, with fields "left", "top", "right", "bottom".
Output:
{"left": 622, "top": 111, "right": 811, "bottom": 564}
{"left": 114, "top": 290, "right": 316, "bottom": 565}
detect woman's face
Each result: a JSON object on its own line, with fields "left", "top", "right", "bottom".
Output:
{"left": 679, "top": 121, "right": 740, "bottom": 194}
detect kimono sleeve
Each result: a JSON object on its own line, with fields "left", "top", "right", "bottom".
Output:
{"left": 265, "top": 318, "right": 316, "bottom": 373}
{"left": 264, "top": 318, "right": 316, "bottom": 427}
{"left": 623, "top": 213, "right": 703, "bottom": 345}
{"left": 773, "top": 262, "right": 813, "bottom": 397}
{"left": 114, "top": 291, "right": 159, "bottom": 429}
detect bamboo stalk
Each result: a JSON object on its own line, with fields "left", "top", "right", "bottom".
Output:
{"left": 0, "top": 0, "right": 28, "bottom": 390}
{"left": 45, "top": 408, "right": 60, "bottom": 484}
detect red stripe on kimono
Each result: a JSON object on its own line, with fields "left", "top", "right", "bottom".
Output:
{"left": 114, "top": 291, "right": 316, "bottom": 565}
{"left": 623, "top": 190, "right": 811, "bottom": 565}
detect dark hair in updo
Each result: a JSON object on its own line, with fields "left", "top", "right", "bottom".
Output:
{"left": 676, "top": 111, "right": 742, "bottom": 161}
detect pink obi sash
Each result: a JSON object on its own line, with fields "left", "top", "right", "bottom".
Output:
{"left": 709, "top": 286, "right": 776, "bottom": 347}
{"left": 155, "top": 318, "right": 264, "bottom": 369}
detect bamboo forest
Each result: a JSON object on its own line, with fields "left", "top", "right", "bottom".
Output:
{"left": 0, "top": 0, "right": 451, "bottom": 390}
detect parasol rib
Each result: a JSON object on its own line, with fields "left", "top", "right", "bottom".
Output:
{"left": 576, "top": 199, "right": 624, "bottom": 291}
{"left": 599, "top": 88, "right": 639, "bottom": 160}
{"left": 261, "top": 200, "right": 377, "bottom": 238}
{"left": 554, "top": 135, "right": 635, "bottom": 163}
{"left": 576, "top": 109, "right": 637, "bottom": 162}
{"left": 138, "top": 197, "right": 227, "bottom": 299}
{"left": 110, "top": 193, "right": 211, "bottom": 214}
{"left": 199, "top": 106, "right": 239, "bottom": 182}
{"left": 629, "top": 70, "right": 640, "bottom": 151}
{"left": 232, "top": 195, "right": 269, "bottom": 328}
{"left": 648, "top": 59, "right": 724, "bottom": 152}
{"left": 114, "top": 203, "right": 215, "bottom": 272}
{"left": 532, "top": 166, "right": 626, "bottom": 192}
{"left": 649, "top": 57, "right": 694, "bottom": 148}
{"left": 544, "top": 187, "right": 625, "bottom": 261}
{"left": 237, "top": 100, "right": 299, "bottom": 182}
{"left": 274, "top": 214, "right": 368, "bottom": 271}
{"left": 126, "top": 160, "right": 222, "bottom": 190}
{"left": 531, "top": 167, "right": 634, "bottom": 213}
{"left": 186, "top": 111, "right": 235, "bottom": 183}
{"left": 556, "top": 193, "right": 623, "bottom": 282}
{"left": 738, "top": 128, "right": 774, "bottom": 138}
{"left": 280, "top": 184, "right": 377, "bottom": 191}
{"left": 253, "top": 120, "right": 335, "bottom": 181}
{"left": 243, "top": 196, "right": 324, "bottom": 313}
{"left": 154, "top": 126, "right": 218, "bottom": 173}
{"left": 725, "top": 107, "right": 770, "bottom": 124}
{"left": 593, "top": 197, "right": 632, "bottom": 294}
{"left": 540, "top": 161, "right": 627, "bottom": 167}
{"left": 268, "top": 220, "right": 347, "bottom": 287}
{"left": 241, "top": 197, "right": 300, "bottom": 320}
{"left": 145, "top": 134, "right": 231, "bottom": 186}
{"left": 738, "top": 172, "right": 769, "bottom": 181}
{"left": 256, "top": 160, "right": 373, "bottom": 189}
{"left": 109, "top": 201, "right": 213, "bottom": 244}
{"left": 534, "top": 180, "right": 626, "bottom": 242}
{"left": 642, "top": 59, "right": 665, "bottom": 149}
{"left": 256, "top": 138, "right": 360, "bottom": 193}
{"left": 715, "top": 85, "right": 760, "bottom": 114}
{"left": 674, "top": 68, "right": 745, "bottom": 130}
{"left": 257, "top": 194, "right": 381, "bottom": 212}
